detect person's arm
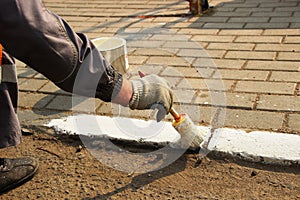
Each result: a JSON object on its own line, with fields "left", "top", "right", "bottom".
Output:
{"left": 112, "top": 78, "right": 133, "bottom": 106}
{"left": 0, "top": 0, "right": 120, "bottom": 101}
{"left": 0, "top": 0, "right": 173, "bottom": 121}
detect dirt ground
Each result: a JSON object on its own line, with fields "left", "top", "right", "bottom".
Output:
{"left": 1, "top": 127, "right": 299, "bottom": 200}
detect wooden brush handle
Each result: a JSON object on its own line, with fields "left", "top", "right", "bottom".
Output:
{"left": 169, "top": 107, "right": 181, "bottom": 120}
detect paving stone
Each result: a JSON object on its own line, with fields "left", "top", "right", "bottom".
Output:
{"left": 192, "top": 35, "right": 235, "bottom": 43}
{"left": 16, "top": 60, "right": 26, "bottom": 67}
{"left": 133, "top": 48, "right": 174, "bottom": 56}
{"left": 218, "top": 29, "right": 263, "bottom": 36}
{"left": 245, "top": 23, "right": 289, "bottom": 29}
{"left": 18, "top": 79, "right": 48, "bottom": 92}
{"left": 87, "top": 16, "right": 122, "bottom": 22}
{"left": 123, "top": 4, "right": 155, "bottom": 9}
{"left": 114, "top": 27, "right": 142, "bottom": 34}
{"left": 86, "top": 32, "right": 115, "bottom": 39}
{"left": 177, "top": 78, "right": 234, "bottom": 91}
{"left": 235, "top": 36, "right": 283, "bottom": 43}
{"left": 128, "top": 22, "right": 167, "bottom": 29}
{"left": 212, "top": 59, "right": 246, "bottom": 69}
{"left": 161, "top": 66, "right": 214, "bottom": 78}
{"left": 257, "top": 95, "right": 300, "bottom": 112}
{"left": 269, "top": 71, "right": 300, "bottom": 82}
{"left": 207, "top": 43, "right": 255, "bottom": 51}
{"left": 225, "top": 51, "right": 275, "bottom": 60}
{"left": 150, "top": 34, "right": 191, "bottom": 41}
{"left": 178, "top": 29, "right": 219, "bottom": 35}
{"left": 17, "top": 109, "right": 71, "bottom": 126}
{"left": 128, "top": 55, "right": 148, "bottom": 65}
{"left": 294, "top": 12, "right": 300, "bottom": 17}
{"left": 212, "top": 12, "right": 251, "bottom": 17}
{"left": 290, "top": 23, "right": 300, "bottom": 28}
{"left": 33, "top": 73, "right": 47, "bottom": 80}
{"left": 18, "top": 92, "right": 55, "bottom": 109}
{"left": 275, "top": 7, "right": 300, "bottom": 12}
{"left": 202, "top": 23, "right": 245, "bottom": 29}
{"left": 127, "top": 40, "right": 165, "bottom": 48}
{"left": 17, "top": 67, "right": 38, "bottom": 78}
{"left": 205, "top": 50, "right": 226, "bottom": 59}
{"left": 173, "top": 89, "right": 197, "bottom": 104}
{"left": 212, "top": 6, "right": 235, "bottom": 12}
{"left": 235, "top": 81, "right": 296, "bottom": 95}
{"left": 216, "top": 69, "right": 268, "bottom": 81}
{"left": 193, "top": 58, "right": 221, "bottom": 68}
{"left": 195, "top": 17, "right": 228, "bottom": 23}
{"left": 146, "top": 56, "right": 192, "bottom": 67}
{"left": 166, "top": 22, "right": 204, "bottom": 29}
{"left": 163, "top": 41, "right": 204, "bottom": 49}
{"left": 277, "top": 52, "right": 300, "bottom": 61}
{"left": 152, "top": 17, "right": 185, "bottom": 23}
{"left": 195, "top": 91, "right": 256, "bottom": 109}
{"left": 193, "top": 58, "right": 244, "bottom": 71}
{"left": 263, "top": 29, "right": 300, "bottom": 36}
{"left": 45, "top": 95, "right": 73, "bottom": 111}
{"left": 161, "top": 76, "right": 182, "bottom": 89}
{"left": 284, "top": 36, "right": 300, "bottom": 44}
{"left": 224, "top": 109, "right": 284, "bottom": 131}
{"left": 82, "top": 12, "right": 118, "bottom": 17}
{"left": 255, "top": 44, "right": 300, "bottom": 52}
{"left": 245, "top": 60, "right": 300, "bottom": 71}
{"left": 288, "top": 114, "right": 300, "bottom": 132}
{"left": 46, "top": 95, "right": 101, "bottom": 112}
{"left": 62, "top": 16, "right": 91, "bottom": 22}
{"left": 252, "top": 11, "right": 292, "bottom": 17}
{"left": 177, "top": 49, "right": 225, "bottom": 59}
{"left": 235, "top": 8, "right": 272, "bottom": 12}
{"left": 228, "top": 17, "right": 269, "bottom": 23}
{"left": 39, "top": 82, "right": 71, "bottom": 95}
{"left": 96, "top": 102, "right": 113, "bottom": 116}
{"left": 270, "top": 17, "right": 300, "bottom": 23}
{"left": 126, "top": 65, "right": 164, "bottom": 77}
{"left": 221, "top": 2, "right": 260, "bottom": 8}
{"left": 68, "top": 21, "right": 98, "bottom": 27}
{"left": 182, "top": 22, "right": 205, "bottom": 29}
{"left": 101, "top": 27, "right": 136, "bottom": 34}
{"left": 259, "top": 2, "right": 298, "bottom": 8}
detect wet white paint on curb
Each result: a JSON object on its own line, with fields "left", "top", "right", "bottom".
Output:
{"left": 213, "top": 129, "right": 300, "bottom": 166}
{"left": 46, "top": 114, "right": 300, "bottom": 166}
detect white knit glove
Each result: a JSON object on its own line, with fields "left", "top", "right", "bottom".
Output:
{"left": 129, "top": 74, "right": 173, "bottom": 122}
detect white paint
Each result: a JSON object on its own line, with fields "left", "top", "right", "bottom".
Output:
{"left": 46, "top": 114, "right": 181, "bottom": 142}
{"left": 46, "top": 114, "right": 300, "bottom": 165}
{"left": 213, "top": 129, "right": 300, "bottom": 164}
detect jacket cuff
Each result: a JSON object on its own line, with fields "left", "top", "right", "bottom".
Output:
{"left": 129, "top": 79, "right": 144, "bottom": 109}
{"left": 95, "top": 71, "right": 123, "bottom": 102}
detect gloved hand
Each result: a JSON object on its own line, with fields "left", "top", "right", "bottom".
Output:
{"left": 129, "top": 74, "right": 173, "bottom": 122}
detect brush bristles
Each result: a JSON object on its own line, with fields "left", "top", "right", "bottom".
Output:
{"left": 172, "top": 114, "right": 206, "bottom": 149}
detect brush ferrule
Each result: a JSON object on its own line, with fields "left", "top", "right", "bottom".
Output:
{"left": 172, "top": 114, "right": 186, "bottom": 126}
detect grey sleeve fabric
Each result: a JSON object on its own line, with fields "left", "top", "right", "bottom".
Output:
{"left": 0, "top": 0, "right": 123, "bottom": 102}
{"left": 0, "top": 51, "right": 21, "bottom": 148}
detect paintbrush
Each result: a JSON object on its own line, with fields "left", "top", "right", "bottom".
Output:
{"left": 138, "top": 71, "right": 206, "bottom": 149}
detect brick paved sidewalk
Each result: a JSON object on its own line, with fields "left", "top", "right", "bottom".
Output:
{"left": 17, "top": 0, "right": 300, "bottom": 134}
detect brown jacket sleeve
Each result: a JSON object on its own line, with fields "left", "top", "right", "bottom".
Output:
{"left": 0, "top": 0, "right": 122, "bottom": 102}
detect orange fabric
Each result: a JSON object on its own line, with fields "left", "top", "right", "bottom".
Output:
{"left": 0, "top": 44, "right": 2, "bottom": 66}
